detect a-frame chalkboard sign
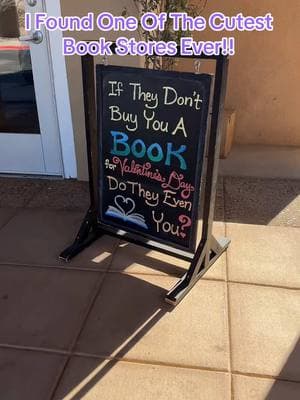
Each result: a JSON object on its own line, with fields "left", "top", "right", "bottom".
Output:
{"left": 60, "top": 46, "right": 230, "bottom": 306}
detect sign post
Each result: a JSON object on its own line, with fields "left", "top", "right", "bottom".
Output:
{"left": 60, "top": 48, "right": 230, "bottom": 306}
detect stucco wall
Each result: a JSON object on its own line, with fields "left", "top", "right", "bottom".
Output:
{"left": 60, "top": 0, "right": 142, "bottom": 180}
{"left": 180, "top": 0, "right": 300, "bottom": 147}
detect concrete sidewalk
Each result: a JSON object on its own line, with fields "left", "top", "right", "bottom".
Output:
{"left": 0, "top": 176, "right": 299, "bottom": 399}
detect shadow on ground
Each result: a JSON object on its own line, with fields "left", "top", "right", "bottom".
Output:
{"left": 54, "top": 274, "right": 174, "bottom": 399}
{"left": 266, "top": 338, "right": 300, "bottom": 399}
{"left": 221, "top": 176, "right": 300, "bottom": 227}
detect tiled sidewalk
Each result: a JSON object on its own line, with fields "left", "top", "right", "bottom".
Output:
{"left": 0, "top": 177, "right": 299, "bottom": 400}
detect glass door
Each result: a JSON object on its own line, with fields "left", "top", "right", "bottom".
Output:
{"left": 0, "top": 0, "right": 63, "bottom": 175}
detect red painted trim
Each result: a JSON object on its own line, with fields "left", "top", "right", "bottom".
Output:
{"left": 0, "top": 45, "right": 30, "bottom": 51}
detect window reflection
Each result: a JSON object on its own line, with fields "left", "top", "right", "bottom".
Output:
{"left": 0, "top": 0, "right": 40, "bottom": 133}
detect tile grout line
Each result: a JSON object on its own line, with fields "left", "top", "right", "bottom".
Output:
{"left": 1, "top": 342, "right": 300, "bottom": 385}
{"left": 228, "top": 280, "right": 300, "bottom": 291}
{"left": 0, "top": 343, "right": 70, "bottom": 356}
{"left": 223, "top": 178, "right": 234, "bottom": 400}
{"left": 47, "top": 269, "right": 107, "bottom": 400}
{"left": 72, "top": 353, "right": 300, "bottom": 384}
{"left": 72, "top": 352, "right": 230, "bottom": 374}
{"left": 106, "top": 269, "right": 225, "bottom": 282}
{"left": 48, "top": 239, "right": 120, "bottom": 400}
{"left": 230, "top": 370, "right": 300, "bottom": 384}
{"left": 0, "top": 261, "right": 113, "bottom": 274}
{"left": 47, "top": 273, "right": 107, "bottom": 400}
{"left": 1, "top": 261, "right": 300, "bottom": 291}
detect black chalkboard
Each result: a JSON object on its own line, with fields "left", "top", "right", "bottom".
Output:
{"left": 96, "top": 65, "right": 212, "bottom": 251}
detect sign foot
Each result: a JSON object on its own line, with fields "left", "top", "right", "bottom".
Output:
{"left": 59, "top": 208, "right": 103, "bottom": 262}
{"left": 165, "top": 236, "right": 230, "bottom": 306}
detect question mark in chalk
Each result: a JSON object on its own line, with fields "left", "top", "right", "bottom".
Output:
{"left": 179, "top": 215, "right": 192, "bottom": 238}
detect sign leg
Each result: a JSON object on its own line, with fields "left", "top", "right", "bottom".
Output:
{"left": 165, "top": 235, "right": 230, "bottom": 306}
{"left": 59, "top": 208, "right": 103, "bottom": 262}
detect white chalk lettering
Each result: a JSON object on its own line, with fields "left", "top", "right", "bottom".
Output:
{"left": 109, "top": 105, "right": 138, "bottom": 132}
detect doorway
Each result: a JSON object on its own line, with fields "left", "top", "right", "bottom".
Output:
{"left": 0, "top": 0, "right": 74, "bottom": 177}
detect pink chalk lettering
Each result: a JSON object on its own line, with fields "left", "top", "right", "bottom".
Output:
{"left": 162, "top": 171, "right": 194, "bottom": 199}
{"left": 112, "top": 157, "right": 166, "bottom": 183}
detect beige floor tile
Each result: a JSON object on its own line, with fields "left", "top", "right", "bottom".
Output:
{"left": 75, "top": 274, "right": 229, "bottom": 370}
{"left": 269, "top": 191, "right": 300, "bottom": 227}
{"left": 0, "top": 208, "right": 17, "bottom": 229}
{"left": 109, "top": 222, "right": 226, "bottom": 280}
{"left": 229, "top": 283, "right": 300, "bottom": 380}
{"left": 227, "top": 223, "right": 300, "bottom": 288}
{"left": 232, "top": 374, "right": 300, "bottom": 400}
{"left": 54, "top": 356, "right": 230, "bottom": 400}
{"left": 0, "top": 209, "right": 118, "bottom": 270}
{"left": 0, "top": 348, "right": 66, "bottom": 400}
{"left": 0, "top": 265, "right": 103, "bottom": 350}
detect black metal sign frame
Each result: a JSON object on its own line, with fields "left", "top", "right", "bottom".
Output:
{"left": 60, "top": 47, "right": 230, "bottom": 306}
